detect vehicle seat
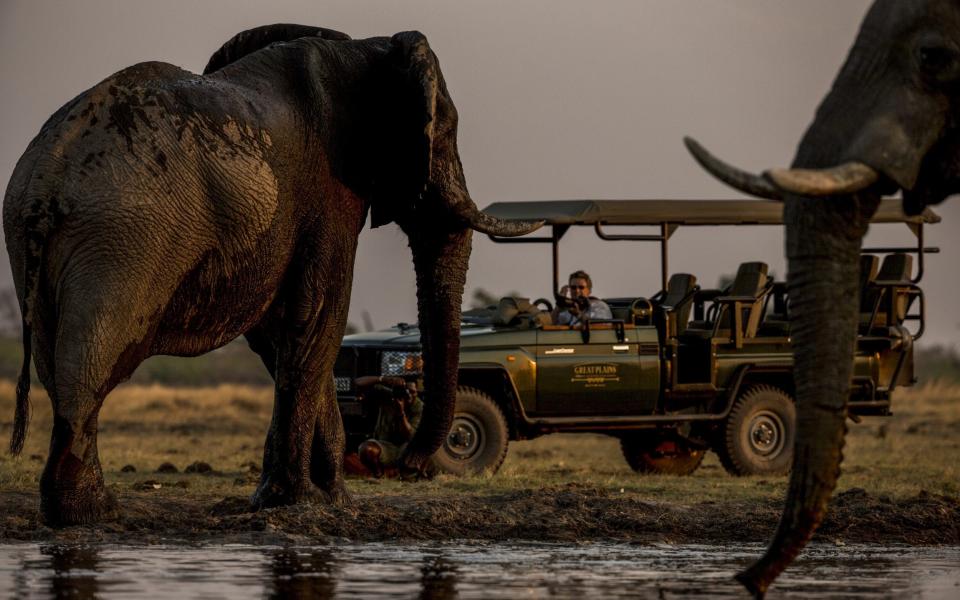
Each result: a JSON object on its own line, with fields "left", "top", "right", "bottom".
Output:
{"left": 684, "top": 262, "right": 769, "bottom": 340}
{"left": 609, "top": 301, "right": 633, "bottom": 323}
{"left": 659, "top": 273, "right": 698, "bottom": 337}
{"left": 861, "top": 253, "right": 914, "bottom": 331}
{"left": 728, "top": 262, "right": 770, "bottom": 337}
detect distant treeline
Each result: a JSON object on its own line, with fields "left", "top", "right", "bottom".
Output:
{"left": 0, "top": 337, "right": 273, "bottom": 387}
{"left": 0, "top": 336, "right": 956, "bottom": 388}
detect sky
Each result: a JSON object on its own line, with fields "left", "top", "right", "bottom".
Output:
{"left": 1, "top": 0, "right": 957, "bottom": 349}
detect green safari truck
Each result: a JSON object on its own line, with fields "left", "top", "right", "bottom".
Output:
{"left": 334, "top": 199, "right": 940, "bottom": 477}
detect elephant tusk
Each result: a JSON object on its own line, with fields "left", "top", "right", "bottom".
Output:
{"left": 684, "top": 137, "right": 784, "bottom": 201}
{"left": 468, "top": 211, "right": 544, "bottom": 237}
{"left": 764, "top": 163, "right": 879, "bottom": 196}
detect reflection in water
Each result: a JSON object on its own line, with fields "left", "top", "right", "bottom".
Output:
{"left": 0, "top": 542, "right": 957, "bottom": 599}
{"left": 42, "top": 545, "right": 101, "bottom": 600}
{"left": 419, "top": 555, "right": 458, "bottom": 600}
{"left": 267, "top": 548, "right": 338, "bottom": 600}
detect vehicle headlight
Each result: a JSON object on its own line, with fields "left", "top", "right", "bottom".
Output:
{"left": 334, "top": 376, "right": 352, "bottom": 393}
{"left": 381, "top": 351, "right": 423, "bottom": 376}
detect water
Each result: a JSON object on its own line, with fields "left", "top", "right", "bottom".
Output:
{"left": 0, "top": 542, "right": 957, "bottom": 599}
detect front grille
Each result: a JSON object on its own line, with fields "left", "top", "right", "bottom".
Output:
{"left": 333, "top": 346, "right": 382, "bottom": 394}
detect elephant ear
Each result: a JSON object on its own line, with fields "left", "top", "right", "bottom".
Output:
{"left": 203, "top": 24, "right": 351, "bottom": 74}
{"left": 370, "top": 31, "right": 442, "bottom": 228}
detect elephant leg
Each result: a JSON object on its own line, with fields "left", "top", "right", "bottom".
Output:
{"left": 309, "top": 375, "right": 349, "bottom": 505}
{"left": 41, "top": 314, "right": 145, "bottom": 526}
{"left": 41, "top": 389, "right": 120, "bottom": 527}
{"left": 250, "top": 260, "right": 352, "bottom": 509}
{"left": 245, "top": 326, "right": 277, "bottom": 380}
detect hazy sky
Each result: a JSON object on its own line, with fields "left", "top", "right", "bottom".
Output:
{"left": 1, "top": 1, "right": 957, "bottom": 348}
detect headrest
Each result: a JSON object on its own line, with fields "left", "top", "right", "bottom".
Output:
{"left": 875, "top": 253, "right": 913, "bottom": 285}
{"left": 662, "top": 273, "right": 697, "bottom": 309}
{"left": 729, "top": 262, "right": 769, "bottom": 297}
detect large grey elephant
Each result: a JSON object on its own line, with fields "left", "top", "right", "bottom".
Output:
{"left": 3, "top": 24, "right": 541, "bottom": 526}
{"left": 686, "top": 0, "right": 956, "bottom": 596}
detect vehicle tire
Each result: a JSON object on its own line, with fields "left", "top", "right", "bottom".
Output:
{"left": 431, "top": 387, "right": 509, "bottom": 476}
{"left": 716, "top": 384, "right": 795, "bottom": 476}
{"left": 620, "top": 435, "right": 706, "bottom": 475}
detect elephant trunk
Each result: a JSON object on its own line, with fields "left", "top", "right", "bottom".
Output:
{"left": 400, "top": 225, "right": 473, "bottom": 472}
{"left": 737, "top": 193, "right": 877, "bottom": 598}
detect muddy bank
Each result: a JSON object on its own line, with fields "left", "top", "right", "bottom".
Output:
{"left": 2, "top": 485, "right": 957, "bottom": 547}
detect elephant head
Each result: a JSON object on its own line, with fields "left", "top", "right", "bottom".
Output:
{"left": 685, "top": 1, "right": 958, "bottom": 596}
{"left": 204, "top": 25, "right": 543, "bottom": 475}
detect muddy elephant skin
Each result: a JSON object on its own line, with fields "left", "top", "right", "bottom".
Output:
{"left": 3, "top": 24, "right": 541, "bottom": 527}
{"left": 687, "top": 1, "right": 959, "bottom": 597}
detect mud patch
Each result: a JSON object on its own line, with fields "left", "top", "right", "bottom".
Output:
{"left": 1, "top": 486, "right": 956, "bottom": 547}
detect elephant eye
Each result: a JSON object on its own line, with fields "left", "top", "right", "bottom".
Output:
{"left": 918, "top": 45, "right": 960, "bottom": 80}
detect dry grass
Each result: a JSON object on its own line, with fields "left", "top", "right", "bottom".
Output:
{"left": 0, "top": 379, "right": 957, "bottom": 505}
{"left": 0, "top": 382, "right": 271, "bottom": 497}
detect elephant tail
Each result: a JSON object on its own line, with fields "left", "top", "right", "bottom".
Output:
{"left": 10, "top": 219, "right": 44, "bottom": 456}
{"left": 10, "top": 317, "right": 31, "bottom": 455}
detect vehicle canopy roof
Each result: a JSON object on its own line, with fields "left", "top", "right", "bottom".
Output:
{"left": 480, "top": 198, "right": 940, "bottom": 291}
{"left": 481, "top": 198, "right": 940, "bottom": 226}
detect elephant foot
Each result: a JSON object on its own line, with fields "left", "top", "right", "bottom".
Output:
{"left": 40, "top": 485, "right": 120, "bottom": 527}
{"left": 318, "top": 479, "right": 351, "bottom": 506}
{"left": 250, "top": 473, "right": 328, "bottom": 510}
{"left": 399, "top": 453, "right": 437, "bottom": 481}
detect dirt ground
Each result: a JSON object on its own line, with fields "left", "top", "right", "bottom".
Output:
{"left": 1, "top": 380, "right": 958, "bottom": 546}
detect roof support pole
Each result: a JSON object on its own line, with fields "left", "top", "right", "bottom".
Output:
{"left": 661, "top": 222, "right": 669, "bottom": 291}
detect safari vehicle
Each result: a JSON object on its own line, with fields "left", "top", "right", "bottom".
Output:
{"left": 334, "top": 199, "right": 939, "bottom": 476}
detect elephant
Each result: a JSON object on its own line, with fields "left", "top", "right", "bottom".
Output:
{"left": 2, "top": 23, "right": 542, "bottom": 526}
{"left": 685, "top": 1, "right": 957, "bottom": 596}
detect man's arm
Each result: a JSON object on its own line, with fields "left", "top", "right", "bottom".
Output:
{"left": 355, "top": 375, "right": 407, "bottom": 389}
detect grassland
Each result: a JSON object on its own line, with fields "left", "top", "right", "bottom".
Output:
{"left": 0, "top": 380, "right": 957, "bottom": 545}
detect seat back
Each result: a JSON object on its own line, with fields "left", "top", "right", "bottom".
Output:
{"left": 876, "top": 253, "right": 915, "bottom": 323}
{"left": 661, "top": 273, "right": 697, "bottom": 336}
{"left": 861, "top": 253, "right": 915, "bottom": 330}
{"left": 876, "top": 253, "right": 913, "bottom": 285}
{"left": 725, "top": 262, "right": 769, "bottom": 338}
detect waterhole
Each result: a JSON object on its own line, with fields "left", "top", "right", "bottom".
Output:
{"left": 0, "top": 542, "right": 957, "bottom": 598}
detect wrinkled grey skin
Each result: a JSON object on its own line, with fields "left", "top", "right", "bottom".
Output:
{"left": 692, "top": 1, "right": 959, "bottom": 597}
{"left": 3, "top": 24, "right": 540, "bottom": 527}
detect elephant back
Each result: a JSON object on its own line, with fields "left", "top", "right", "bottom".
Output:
{"left": 203, "top": 24, "right": 351, "bottom": 74}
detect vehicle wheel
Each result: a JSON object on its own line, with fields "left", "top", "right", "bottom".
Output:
{"left": 432, "top": 387, "right": 509, "bottom": 476}
{"left": 620, "top": 435, "right": 706, "bottom": 475}
{"left": 716, "top": 385, "right": 795, "bottom": 476}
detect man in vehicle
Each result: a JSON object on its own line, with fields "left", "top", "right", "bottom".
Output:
{"left": 353, "top": 375, "right": 424, "bottom": 477}
{"left": 552, "top": 270, "right": 612, "bottom": 326}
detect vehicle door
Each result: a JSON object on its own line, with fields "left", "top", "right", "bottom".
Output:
{"left": 534, "top": 323, "right": 659, "bottom": 416}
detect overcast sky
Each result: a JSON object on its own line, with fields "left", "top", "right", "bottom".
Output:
{"left": 1, "top": 1, "right": 957, "bottom": 349}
